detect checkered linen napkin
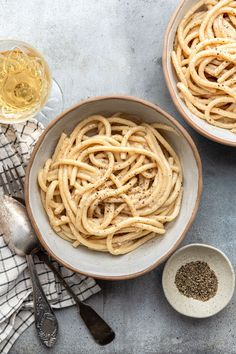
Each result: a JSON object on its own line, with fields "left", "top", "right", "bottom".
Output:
{"left": 0, "top": 120, "right": 100, "bottom": 354}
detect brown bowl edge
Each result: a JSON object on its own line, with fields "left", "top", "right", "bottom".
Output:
{"left": 25, "top": 95, "right": 203, "bottom": 280}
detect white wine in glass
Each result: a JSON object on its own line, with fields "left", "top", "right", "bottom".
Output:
{"left": 0, "top": 40, "right": 52, "bottom": 124}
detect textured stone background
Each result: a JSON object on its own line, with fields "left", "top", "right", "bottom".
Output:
{"left": 2, "top": 0, "right": 235, "bottom": 353}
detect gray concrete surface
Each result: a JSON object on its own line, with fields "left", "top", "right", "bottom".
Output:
{"left": 1, "top": 0, "right": 235, "bottom": 353}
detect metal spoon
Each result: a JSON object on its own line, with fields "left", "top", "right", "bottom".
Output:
{"left": 0, "top": 195, "right": 115, "bottom": 346}
{"left": 0, "top": 195, "right": 58, "bottom": 347}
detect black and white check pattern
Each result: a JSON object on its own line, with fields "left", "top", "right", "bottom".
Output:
{"left": 0, "top": 120, "right": 100, "bottom": 354}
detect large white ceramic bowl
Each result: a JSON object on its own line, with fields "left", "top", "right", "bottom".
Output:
{"left": 25, "top": 95, "right": 202, "bottom": 279}
{"left": 163, "top": 0, "right": 236, "bottom": 147}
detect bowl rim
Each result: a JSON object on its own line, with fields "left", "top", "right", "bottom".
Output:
{"left": 162, "top": 243, "right": 235, "bottom": 318}
{"left": 25, "top": 94, "right": 203, "bottom": 280}
{"left": 162, "top": 0, "right": 236, "bottom": 147}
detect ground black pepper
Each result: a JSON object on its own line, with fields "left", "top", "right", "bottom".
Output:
{"left": 175, "top": 261, "right": 218, "bottom": 302}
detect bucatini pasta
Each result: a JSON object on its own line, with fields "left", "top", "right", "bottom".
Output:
{"left": 172, "top": 0, "right": 236, "bottom": 133}
{"left": 38, "top": 114, "right": 183, "bottom": 255}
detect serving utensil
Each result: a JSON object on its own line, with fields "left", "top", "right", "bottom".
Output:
{"left": 0, "top": 168, "right": 58, "bottom": 348}
{"left": 37, "top": 251, "right": 115, "bottom": 345}
{"left": 0, "top": 166, "right": 115, "bottom": 345}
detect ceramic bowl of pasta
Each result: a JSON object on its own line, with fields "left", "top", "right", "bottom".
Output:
{"left": 25, "top": 95, "right": 202, "bottom": 279}
{"left": 163, "top": 0, "right": 236, "bottom": 146}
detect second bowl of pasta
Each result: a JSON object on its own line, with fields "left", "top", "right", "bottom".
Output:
{"left": 163, "top": 0, "right": 236, "bottom": 146}
{"left": 25, "top": 95, "right": 202, "bottom": 279}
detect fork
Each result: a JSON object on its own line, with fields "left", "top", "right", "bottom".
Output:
{"left": 0, "top": 165, "right": 58, "bottom": 348}
{"left": 0, "top": 165, "right": 25, "bottom": 204}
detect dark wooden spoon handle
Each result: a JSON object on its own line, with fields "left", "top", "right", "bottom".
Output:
{"left": 37, "top": 250, "right": 115, "bottom": 345}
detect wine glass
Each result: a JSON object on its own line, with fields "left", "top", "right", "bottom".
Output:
{"left": 0, "top": 40, "right": 63, "bottom": 125}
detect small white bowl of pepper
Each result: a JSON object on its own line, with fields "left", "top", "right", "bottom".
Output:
{"left": 162, "top": 243, "right": 235, "bottom": 318}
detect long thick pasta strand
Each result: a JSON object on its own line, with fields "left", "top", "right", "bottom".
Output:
{"left": 38, "top": 114, "right": 183, "bottom": 255}
{"left": 172, "top": 0, "right": 236, "bottom": 133}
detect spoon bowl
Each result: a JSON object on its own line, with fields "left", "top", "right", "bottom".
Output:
{"left": 0, "top": 195, "right": 39, "bottom": 256}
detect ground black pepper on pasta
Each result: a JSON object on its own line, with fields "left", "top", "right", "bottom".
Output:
{"left": 38, "top": 114, "right": 183, "bottom": 255}
{"left": 175, "top": 261, "right": 218, "bottom": 302}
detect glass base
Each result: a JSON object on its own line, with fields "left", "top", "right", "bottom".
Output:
{"left": 34, "top": 78, "right": 64, "bottom": 126}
